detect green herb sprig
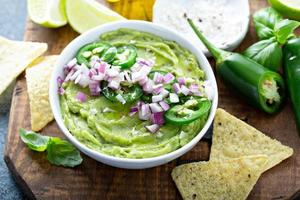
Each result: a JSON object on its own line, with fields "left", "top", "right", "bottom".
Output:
{"left": 19, "top": 129, "right": 83, "bottom": 167}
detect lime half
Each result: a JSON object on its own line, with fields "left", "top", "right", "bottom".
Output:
{"left": 268, "top": 0, "right": 300, "bottom": 21}
{"left": 66, "top": 0, "right": 126, "bottom": 34}
{"left": 28, "top": 0, "right": 67, "bottom": 28}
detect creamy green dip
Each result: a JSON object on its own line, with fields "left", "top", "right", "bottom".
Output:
{"left": 60, "top": 28, "right": 208, "bottom": 158}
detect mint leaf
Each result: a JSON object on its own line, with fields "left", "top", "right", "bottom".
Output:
{"left": 244, "top": 37, "right": 282, "bottom": 71}
{"left": 253, "top": 7, "right": 283, "bottom": 40}
{"left": 19, "top": 129, "right": 50, "bottom": 152}
{"left": 274, "top": 19, "right": 300, "bottom": 44}
{"left": 46, "top": 137, "right": 83, "bottom": 167}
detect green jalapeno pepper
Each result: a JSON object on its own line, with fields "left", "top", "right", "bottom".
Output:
{"left": 101, "top": 46, "right": 117, "bottom": 64}
{"left": 165, "top": 98, "right": 211, "bottom": 125}
{"left": 112, "top": 45, "right": 137, "bottom": 69}
{"left": 283, "top": 38, "right": 300, "bottom": 134}
{"left": 102, "top": 83, "right": 143, "bottom": 104}
{"left": 76, "top": 42, "right": 111, "bottom": 66}
{"left": 188, "top": 19, "right": 285, "bottom": 114}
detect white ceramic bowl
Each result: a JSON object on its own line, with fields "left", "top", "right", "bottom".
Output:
{"left": 50, "top": 20, "right": 218, "bottom": 169}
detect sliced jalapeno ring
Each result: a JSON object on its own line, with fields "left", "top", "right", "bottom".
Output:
{"left": 112, "top": 45, "right": 137, "bottom": 69}
{"left": 165, "top": 98, "right": 211, "bottom": 125}
{"left": 101, "top": 46, "right": 117, "bottom": 64}
{"left": 76, "top": 42, "right": 111, "bottom": 66}
{"left": 102, "top": 83, "right": 143, "bottom": 104}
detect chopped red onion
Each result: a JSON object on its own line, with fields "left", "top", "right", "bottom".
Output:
{"left": 169, "top": 93, "right": 179, "bottom": 103}
{"left": 137, "top": 58, "right": 154, "bottom": 67}
{"left": 92, "top": 73, "right": 105, "bottom": 81}
{"left": 76, "top": 92, "right": 87, "bottom": 102}
{"left": 89, "top": 80, "right": 101, "bottom": 96}
{"left": 129, "top": 106, "right": 139, "bottom": 116}
{"left": 189, "top": 83, "right": 199, "bottom": 92}
{"left": 107, "top": 68, "right": 119, "bottom": 77}
{"left": 74, "top": 73, "right": 82, "bottom": 84}
{"left": 153, "top": 72, "right": 164, "bottom": 84}
{"left": 98, "top": 63, "right": 107, "bottom": 74}
{"left": 131, "top": 71, "right": 142, "bottom": 82}
{"left": 181, "top": 85, "right": 190, "bottom": 96}
{"left": 57, "top": 76, "right": 64, "bottom": 86}
{"left": 78, "top": 75, "right": 90, "bottom": 88}
{"left": 139, "top": 104, "right": 151, "bottom": 120}
{"left": 138, "top": 75, "right": 148, "bottom": 85}
{"left": 163, "top": 73, "right": 175, "bottom": 84}
{"left": 58, "top": 87, "right": 65, "bottom": 95}
{"left": 159, "top": 101, "right": 170, "bottom": 111}
{"left": 108, "top": 80, "right": 120, "bottom": 90}
{"left": 124, "top": 70, "right": 131, "bottom": 82}
{"left": 139, "top": 65, "right": 152, "bottom": 76}
{"left": 70, "top": 69, "right": 81, "bottom": 81}
{"left": 159, "top": 89, "right": 170, "bottom": 98}
{"left": 145, "top": 124, "right": 160, "bottom": 133}
{"left": 67, "top": 58, "right": 77, "bottom": 68}
{"left": 65, "top": 69, "right": 75, "bottom": 82}
{"left": 116, "top": 94, "right": 126, "bottom": 104}
{"left": 152, "top": 95, "right": 163, "bottom": 103}
{"left": 178, "top": 77, "right": 185, "bottom": 85}
{"left": 172, "top": 83, "right": 181, "bottom": 94}
{"left": 142, "top": 80, "right": 154, "bottom": 93}
{"left": 88, "top": 68, "right": 97, "bottom": 78}
{"left": 149, "top": 103, "right": 163, "bottom": 113}
{"left": 150, "top": 112, "right": 165, "bottom": 125}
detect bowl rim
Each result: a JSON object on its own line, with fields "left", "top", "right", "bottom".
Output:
{"left": 49, "top": 20, "right": 218, "bottom": 164}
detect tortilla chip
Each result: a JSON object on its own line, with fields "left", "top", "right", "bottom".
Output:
{"left": 26, "top": 55, "right": 58, "bottom": 131}
{"left": 0, "top": 36, "right": 47, "bottom": 96}
{"left": 210, "top": 108, "right": 293, "bottom": 171}
{"left": 172, "top": 155, "right": 267, "bottom": 200}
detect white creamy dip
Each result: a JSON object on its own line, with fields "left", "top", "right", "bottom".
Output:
{"left": 153, "top": 0, "right": 249, "bottom": 55}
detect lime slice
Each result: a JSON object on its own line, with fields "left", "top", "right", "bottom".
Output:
{"left": 66, "top": 0, "right": 126, "bottom": 34}
{"left": 268, "top": 0, "right": 300, "bottom": 20}
{"left": 28, "top": 0, "right": 67, "bottom": 28}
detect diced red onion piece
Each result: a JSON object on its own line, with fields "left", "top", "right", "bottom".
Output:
{"left": 152, "top": 95, "right": 163, "bottom": 103}
{"left": 149, "top": 103, "right": 163, "bottom": 113}
{"left": 131, "top": 71, "right": 142, "bottom": 82}
{"left": 138, "top": 76, "right": 148, "bottom": 85}
{"left": 64, "top": 69, "right": 75, "bottom": 82}
{"left": 92, "top": 73, "right": 105, "bottom": 81}
{"left": 89, "top": 80, "right": 101, "bottom": 96}
{"left": 189, "top": 83, "right": 199, "bottom": 92}
{"left": 163, "top": 73, "right": 175, "bottom": 84}
{"left": 76, "top": 92, "right": 87, "bottom": 102}
{"left": 137, "top": 58, "right": 154, "bottom": 67}
{"left": 139, "top": 104, "right": 151, "bottom": 120}
{"left": 153, "top": 72, "right": 164, "bottom": 84}
{"left": 145, "top": 124, "right": 160, "bottom": 133}
{"left": 57, "top": 76, "right": 64, "bottom": 86}
{"left": 78, "top": 75, "right": 90, "bottom": 88}
{"left": 67, "top": 58, "right": 77, "bottom": 68}
{"left": 74, "top": 73, "right": 82, "bottom": 84}
{"left": 178, "top": 77, "right": 185, "bottom": 85}
{"left": 108, "top": 80, "right": 120, "bottom": 90}
{"left": 150, "top": 112, "right": 165, "bottom": 125}
{"left": 58, "top": 87, "right": 65, "bottom": 95}
{"left": 107, "top": 68, "right": 119, "bottom": 77}
{"left": 142, "top": 80, "right": 154, "bottom": 93}
{"left": 172, "top": 83, "right": 181, "bottom": 94}
{"left": 129, "top": 106, "right": 139, "bottom": 116}
{"left": 124, "top": 70, "right": 131, "bottom": 82}
{"left": 159, "top": 101, "right": 170, "bottom": 111}
{"left": 181, "top": 85, "right": 190, "bottom": 96}
{"left": 169, "top": 93, "right": 179, "bottom": 103}
{"left": 98, "top": 63, "right": 107, "bottom": 74}
{"left": 116, "top": 94, "right": 126, "bottom": 104}
{"left": 159, "top": 89, "right": 170, "bottom": 98}
{"left": 139, "top": 66, "right": 152, "bottom": 76}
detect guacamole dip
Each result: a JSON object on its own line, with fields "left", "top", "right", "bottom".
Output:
{"left": 59, "top": 28, "right": 213, "bottom": 159}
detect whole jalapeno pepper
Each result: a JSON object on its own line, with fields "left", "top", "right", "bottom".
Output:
{"left": 283, "top": 38, "right": 300, "bottom": 134}
{"left": 188, "top": 19, "right": 285, "bottom": 114}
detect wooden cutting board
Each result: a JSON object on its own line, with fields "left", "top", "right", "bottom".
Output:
{"left": 4, "top": 0, "right": 300, "bottom": 199}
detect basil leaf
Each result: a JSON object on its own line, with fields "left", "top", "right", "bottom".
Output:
{"left": 19, "top": 129, "right": 50, "bottom": 152}
{"left": 253, "top": 7, "right": 283, "bottom": 40}
{"left": 274, "top": 19, "right": 300, "bottom": 44}
{"left": 46, "top": 137, "right": 83, "bottom": 167}
{"left": 244, "top": 37, "right": 282, "bottom": 71}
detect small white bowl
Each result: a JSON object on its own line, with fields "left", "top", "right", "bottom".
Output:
{"left": 49, "top": 20, "right": 218, "bottom": 169}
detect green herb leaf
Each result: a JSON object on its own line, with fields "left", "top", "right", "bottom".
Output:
{"left": 274, "top": 19, "right": 300, "bottom": 44}
{"left": 253, "top": 7, "right": 283, "bottom": 40}
{"left": 46, "top": 137, "right": 83, "bottom": 167}
{"left": 19, "top": 129, "right": 50, "bottom": 152}
{"left": 244, "top": 37, "right": 282, "bottom": 71}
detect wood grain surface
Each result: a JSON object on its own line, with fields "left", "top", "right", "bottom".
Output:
{"left": 4, "top": 0, "right": 300, "bottom": 199}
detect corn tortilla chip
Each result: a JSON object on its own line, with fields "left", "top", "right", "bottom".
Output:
{"left": 0, "top": 36, "right": 47, "bottom": 96}
{"left": 172, "top": 155, "right": 268, "bottom": 200}
{"left": 26, "top": 55, "right": 58, "bottom": 131}
{"left": 210, "top": 108, "right": 293, "bottom": 171}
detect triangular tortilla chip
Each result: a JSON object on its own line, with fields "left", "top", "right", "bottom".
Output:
{"left": 26, "top": 55, "right": 58, "bottom": 131}
{"left": 0, "top": 36, "right": 47, "bottom": 96}
{"left": 172, "top": 155, "right": 268, "bottom": 200}
{"left": 210, "top": 108, "right": 293, "bottom": 171}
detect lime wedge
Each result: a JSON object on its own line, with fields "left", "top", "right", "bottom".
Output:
{"left": 28, "top": 0, "right": 67, "bottom": 28}
{"left": 268, "top": 0, "right": 300, "bottom": 20}
{"left": 66, "top": 0, "right": 126, "bottom": 34}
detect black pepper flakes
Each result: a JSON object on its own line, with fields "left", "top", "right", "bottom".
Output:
{"left": 198, "top": 18, "right": 203, "bottom": 23}
{"left": 183, "top": 13, "right": 187, "bottom": 18}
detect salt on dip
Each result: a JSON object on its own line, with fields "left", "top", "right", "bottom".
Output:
{"left": 153, "top": 0, "right": 250, "bottom": 56}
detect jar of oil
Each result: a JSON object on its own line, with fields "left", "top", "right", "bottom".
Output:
{"left": 107, "top": 0, "right": 155, "bottom": 21}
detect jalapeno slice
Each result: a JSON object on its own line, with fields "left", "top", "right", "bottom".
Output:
{"left": 165, "top": 98, "right": 211, "bottom": 125}
{"left": 112, "top": 45, "right": 137, "bottom": 69}
{"left": 102, "top": 83, "right": 143, "bottom": 104}
{"left": 76, "top": 42, "right": 111, "bottom": 66}
{"left": 101, "top": 46, "right": 117, "bottom": 64}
